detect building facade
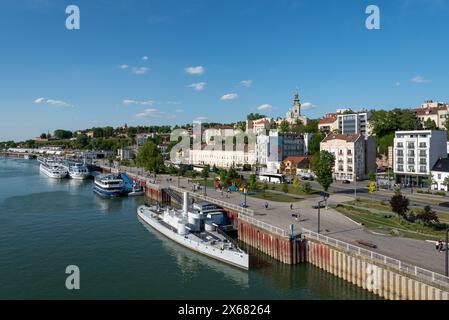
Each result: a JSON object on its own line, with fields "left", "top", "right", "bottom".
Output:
{"left": 320, "top": 133, "right": 376, "bottom": 181}
{"left": 431, "top": 158, "right": 449, "bottom": 191}
{"left": 318, "top": 110, "right": 372, "bottom": 136}
{"left": 412, "top": 101, "right": 449, "bottom": 130}
{"left": 393, "top": 130, "right": 447, "bottom": 187}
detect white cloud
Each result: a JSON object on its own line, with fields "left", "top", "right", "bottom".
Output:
{"left": 301, "top": 102, "right": 316, "bottom": 110}
{"left": 123, "top": 99, "right": 155, "bottom": 106}
{"left": 119, "top": 64, "right": 129, "bottom": 70}
{"left": 131, "top": 67, "right": 149, "bottom": 75}
{"left": 34, "top": 97, "right": 71, "bottom": 107}
{"left": 185, "top": 66, "right": 205, "bottom": 75}
{"left": 136, "top": 108, "right": 164, "bottom": 118}
{"left": 240, "top": 80, "right": 253, "bottom": 87}
{"left": 410, "top": 75, "right": 431, "bottom": 83}
{"left": 395, "top": 82, "right": 401, "bottom": 86}
{"left": 196, "top": 116, "right": 207, "bottom": 121}
{"left": 257, "top": 104, "right": 273, "bottom": 111}
{"left": 220, "top": 93, "right": 239, "bottom": 101}
{"left": 175, "top": 109, "right": 184, "bottom": 113}
{"left": 189, "top": 82, "right": 207, "bottom": 91}
{"left": 142, "top": 56, "right": 149, "bottom": 61}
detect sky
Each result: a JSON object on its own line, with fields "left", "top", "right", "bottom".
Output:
{"left": 1, "top": 0, "right": 449, "bottom": 141}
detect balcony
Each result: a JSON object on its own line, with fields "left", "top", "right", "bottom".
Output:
{"left": 407, "top": 143, "right": 415, "bottom": 149}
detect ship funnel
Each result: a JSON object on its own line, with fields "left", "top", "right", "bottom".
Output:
{"left": 183, "top": 192, "right": 189, "bottom": 215}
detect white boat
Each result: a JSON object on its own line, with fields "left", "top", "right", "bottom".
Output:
{"left": 137, "top": 192, "right": 249, "bottom": 270}
{"left": 38, "top": 157, "right": 67, "bottom": 179}
{"left": 68, "top": 163, "right": 90, "bottom": 180}
{"left": 93, "top": 174, "right": 124, "bottom": 197}
{"left": 128, "top": 182, "right": 144, "bottom": 196}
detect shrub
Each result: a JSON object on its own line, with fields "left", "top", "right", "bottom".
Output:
{"left": 416, "top": 206, "right": 440, "bottom": 224}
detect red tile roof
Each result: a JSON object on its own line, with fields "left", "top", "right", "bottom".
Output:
{"left": 322, "top": 133, "right": 361, "bottom": 143}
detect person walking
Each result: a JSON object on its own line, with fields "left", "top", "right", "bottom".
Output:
{"left": 290, "top": 203, "right": 293, "bottom": 210}
{"left": 264, "top": 202, "right": 269, "bottom": 210}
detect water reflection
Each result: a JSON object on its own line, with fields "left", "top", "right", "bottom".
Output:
{"left": 138, "top": 217, "right": 249, "bottom": 288}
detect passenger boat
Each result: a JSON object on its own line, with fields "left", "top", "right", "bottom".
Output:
{"left": 137, "top": 192, "right": 249, "bottom": 270}
{"left": 93, "top": 174, "right": 125, "bottom": 197}
{"left": 68, "top": 162, "right": 90, "bottom": 180}
{"left": 38, "top": 157, "right": 67, "bottom": 179}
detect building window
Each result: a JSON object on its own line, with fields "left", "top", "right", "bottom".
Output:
{"left": 419, "top": 166, "right": 426, "bottom": 173}
{"left": 407, "top": 158, "right": 415, "bottom": 164}
{"left": 397, "top": 150, "right": 403, "bottom": 157}
{"left": 419, "top": 150, "right": 427, "bottom": 157}
{"left": 407, "top": 150, "right": 415, "bottom": 157}
{"left": 419, "top": 142, "right": 427, "bottom": 148}
{"left": 396, "top": 142, "right": 403, "bottom": 148}
{"left": 408, "top": 166, "right": 415, "bottom": 173}
{"left": 438, "top": 174, "right": 442, "bottom": 179}
{"left": 419, "top": 158, "right": 427, "bottom": 165}
{"left": 397, "top": 165, "right": 404, "bottom": 172}
{"left": 396, "top": 158, "right": 403, "bottom": 164}
{"left": 407, "top": 142, "right": 415, "bottom": 149}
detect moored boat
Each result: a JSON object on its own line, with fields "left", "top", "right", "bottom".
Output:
{"left": 93, "top": 174, "right": 125, "bottom": 197}
{"left": 38, "top": 157, "right": 67, "bottom": 179}
{"left": 137, "top": 192, "right": 249, "bottom": 270}
{"left": 68, "top": 162, "right": 90, "bottom": 180}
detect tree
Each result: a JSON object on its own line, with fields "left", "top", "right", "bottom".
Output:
{"left": 136, "top": 140, "right": 164, "bottom": 175}
{"left": 248, "top": 174, "right": 258, "bottom": 191}
{"left": 281, "top": 183, "right": 289, "bottom": 194}
{"left": 312, "top": 151, "right": 335, "bottom": 191}
{"left": 201, "top": 165, "right": 210, "bottom": 180}
{"left": 389, "top": 189, "right": 409, "bottom": 217}
{"left": 416, "top": 206, "right": 439, "bottom": 224}
{"left": 40, "top": 133, "right": 47, "bottom": 139}
{"left": 423, "top": 118, "right": 438, "bottom": 130}
{"left": 442, "top": 176, "right": 449, "bottom": 190}
{"left": 262, "top": 181, "right": 269, "bottom": 193}
{"left": 54, "top": 129, "right": 73, "bottom": 140}
{"left": 301, "top": 182, "right": 312, "bottom": 194}
{"left": 76, "top": 134, "right": 89, "bottom": 149}
{"left": 368, "top": 171, "right": 377, "bottom": 182}
{"left": 247, "top": 113, "right": 266, "bottom": 121}
{"left": 308, "top": 132, "right": 325, "bottom": 156}
{"left": 279, "top": 120, "right": 290, "bottom": 133}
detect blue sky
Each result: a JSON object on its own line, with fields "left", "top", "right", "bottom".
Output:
{"left": 1, "top": 0, "right": 449, "bottom": 141}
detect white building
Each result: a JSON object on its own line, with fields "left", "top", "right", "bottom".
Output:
{"left": 320, "top": 133, "right": 376, "bottom": 181}
{"left": 412, "top": 101, "right": 449, "bottom": 130}
{"left": 189, "top": 147, "right": 257, "bottom": 169}
{"left": 431, "top": 158, "right": 449, "bottom": 191}
{"left": 393, "top": 130, "right": 447, "bottom": 187}
{"left": 118, "top": 147, "right": 135, "bottom": 161}
{"left": 318, "top": 110, "right": 372, "bottom": 136}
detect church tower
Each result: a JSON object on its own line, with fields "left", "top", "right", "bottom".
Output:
{"left": 293, "top": 90, "right": 301, "bottom": 116}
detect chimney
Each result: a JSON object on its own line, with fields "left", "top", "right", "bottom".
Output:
{"left": 183, "top": 192, "right": 189, "bottom": 215}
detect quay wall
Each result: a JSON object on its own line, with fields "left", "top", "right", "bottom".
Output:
{"left": 306, "top": 240, "right": 449, "bottom": 300}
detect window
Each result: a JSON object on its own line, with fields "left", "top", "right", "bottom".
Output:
{"left": 397, "top": 150, "right": 403, "bottom": 157}
{"left": 408, "top": 158, "right": 415, "bottom": 164}
{"left": 419, "top": 158, "right": 427, "bottom": 165}
{"left": 396, "top": 158, "right": 403, "bottom": 164}
{"left": 396, "top": 142, "right": 403, "bottom": 148}
{"left": 419, "top": 150, "right": 427, "bottom": 157}
{"left": 347, "top": 149, "right": 352, "bottom": 155}
{"left": 419, "top": 142, "right": 427, "bottom": 148}
{"left": 407, "top": 150, "right": 415, "bottom": 157}
{"left": 347, "top": 158, "right": 353, "bottom": 164}
{"left": 407, "top": 142, "right": 415, "bottom": 149}
{"left": 408, "top": 166, "right": 415, "bottom": 173}
{"left": 397, "top": 165, "right": 404, "bottom": 172}
{"left": 438, "top": 174, "right": 442, "bottom": 179}
{"left": 419, "top": 166, "right": 426, "bottom": 173}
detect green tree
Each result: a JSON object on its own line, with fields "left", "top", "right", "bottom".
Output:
{"left": 389, "top": 189, "right": 409, "bottom": 218}
{"left": 301, "top": 182, "right": 312, "bottom": 194}
{"left": 40, "top": 133, "right": 47, "bottom": 139}
{"left": 423, "top": 118, "right": 438, "bottom": 130}
{"left": 368, "top": 171, "right": 377, "bottom": 182}
{"left": 442, "top": 176, "right": 449, "bottom": 190}
{"left": 76, "top": 134, "right": 89, "bottom": 149}
{"left": 281, "top": 183, "right": 289, "bottom": 193}
{"left": 308, "top": 132, "right": 325, "bottom": 155}
{"left": 54, "top": 129, "right": 73, "bottom": 140}
{"left": 103, "top": 126, "right": 114, "bottom": 138}
{"left": 262, "top": 181, "right": 269, "bottom": 193}
{"left": 248, "top": 174, "right": 258, "bottom": 191}
{"left": 312, "top": 151, "right": 335, "bottom": 191}
{"left": 136, "top": 140, "right": 164, "bottom": 175}
{"left": 279, "top": 120, "right": 290, "bottom": 133}
{"left": 247, "top": 113, "right": 266, "bottom": 121}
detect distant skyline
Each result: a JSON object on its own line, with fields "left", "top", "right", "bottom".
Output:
{"left": 1, "top": 0, "right": 449, "bottom": 140}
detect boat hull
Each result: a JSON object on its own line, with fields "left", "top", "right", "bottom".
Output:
{"left": 93, "top": 185, "right": 124, "bottom": 197}
{"left": 138, "top": 207, "right": 249, "bottom": 270}
{"left": 39, "top": 164, "right": 67, "bottom": 179}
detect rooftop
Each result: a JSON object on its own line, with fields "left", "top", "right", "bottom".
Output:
{"left": 432, "top": 157, "right": 449, "bottom": 173}
{"left": 322, "top": 133, "right": 361, "bottom": 143}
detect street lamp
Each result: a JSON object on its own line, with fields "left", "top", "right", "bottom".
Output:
{"left": 243, "top": 187, "right": 248, "bottom": 208}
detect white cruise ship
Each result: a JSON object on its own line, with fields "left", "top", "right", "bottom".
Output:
{"left": 137, "top": 192, "right": 249, "bottom": 270}
{"left": 68, "top": 162, "right": 90, "bottom": 180}
{"left": 38, "top": 157, "right": 68, "bottom": 179}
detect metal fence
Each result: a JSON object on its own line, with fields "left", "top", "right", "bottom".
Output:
{"left": 238, "top": 213, "right": 289, "bottom": 238}
{"left": 301, "top": 228, "right": 449, "bottom": 290}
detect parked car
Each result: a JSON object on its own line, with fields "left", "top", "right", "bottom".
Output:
{"left": 312, "top": 204, "right": 326, "bottom": 209}
{"left": 342, "top": 180, "right": 351, "bottom": 184}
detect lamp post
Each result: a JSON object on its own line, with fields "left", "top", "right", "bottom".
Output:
{"left": 243, "top": 187, "right": 248, "bottom": 208}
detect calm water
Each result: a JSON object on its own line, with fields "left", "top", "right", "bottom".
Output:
{"left": 0, "top": 158, "right": 379, "bottom": 299}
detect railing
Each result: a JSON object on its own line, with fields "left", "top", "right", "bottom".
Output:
{"left": 238, "top": 213, "right": 289, "bottom": 238}
{"left": 302, "top": 228, "right": 449, "bottom": 290}
{"left": 168, "top": 185, "right": 255, "bottom": 217}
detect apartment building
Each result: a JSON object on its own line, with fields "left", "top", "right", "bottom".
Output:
{"left": 320, "top": 133, "right": 376, "bottom": 181}
{"left": 411, "top": 101, "right": 449, "bottom": 129}
{"left": 393, "top": 130, "right": 447, "bottom": 187}
{"left": 318, "top": 110, "right": 372, "bottom": 136}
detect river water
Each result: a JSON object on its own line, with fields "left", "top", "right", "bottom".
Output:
{"left": 0, "top": 158, "right": 379, "bottom": 299}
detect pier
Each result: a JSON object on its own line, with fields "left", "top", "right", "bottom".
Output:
{"left": 99, "top": 164, "right": 449, "bottom": 300}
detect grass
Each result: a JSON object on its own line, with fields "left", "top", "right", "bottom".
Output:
{"left": 267, "top": 183, "right": 320, "bottom": 196}
{"left": 346, "top": 198, "right": 449, "bottom": 224}
{"left": 249, "top": 191, "right": 303, "bottom": 203}
{"left": 332, "top": 203, "right": 448, "bottom": 241}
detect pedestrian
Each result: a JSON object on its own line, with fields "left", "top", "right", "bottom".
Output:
{"left": 436, "top": 240, "right": 440, "bottom": 251}
{"left": 264, "top": 202, "right": 269, "bottom": 210}
{"left": 290, "top": 203, "right": 293, "bottom": 210}
{"left": 439, "top": 240, "right": 444, "bottom": 252}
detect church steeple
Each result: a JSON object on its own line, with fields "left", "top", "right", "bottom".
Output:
{"left": 293, "top": 89, "right": 301, "bottom": 116}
